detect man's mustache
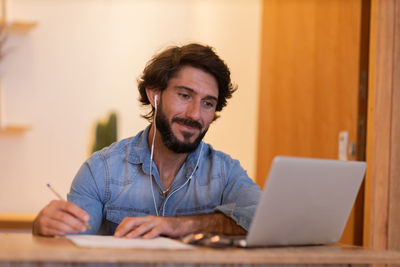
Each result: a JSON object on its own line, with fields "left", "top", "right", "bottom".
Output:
{"left": 172, "top": 117, "right": 202, "bottom": 130}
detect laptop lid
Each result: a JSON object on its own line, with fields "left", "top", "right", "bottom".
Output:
{"left": 245, "top": 156, "right": 367, "bottom": 247}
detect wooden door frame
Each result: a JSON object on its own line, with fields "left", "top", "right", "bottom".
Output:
{"left": 364, "top": 0, "right": 400, "bottom": 250}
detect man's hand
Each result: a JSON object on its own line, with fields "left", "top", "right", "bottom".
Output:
{"left": 32, "top": 200, "right": 90, "bottom": 237}
{"left": 114, "top": 213, "right": 246, "bottom": 239}
{"left": 114, "top": 216, "right": 186, "bottom": 239}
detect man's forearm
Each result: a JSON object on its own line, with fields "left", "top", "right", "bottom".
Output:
{"left": 180, "top": 213, "right": 247, "bottom": 236}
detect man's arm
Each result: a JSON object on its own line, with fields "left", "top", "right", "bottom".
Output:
{"left": 214, "top": 158, "right": 261, "bottom": 231}
{"left": 114, "top": 213, "right": 246, "bottom": 239}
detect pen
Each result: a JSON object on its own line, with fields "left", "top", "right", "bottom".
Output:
{"left": 46, "top": 183, "right": 91, "bottom": 229}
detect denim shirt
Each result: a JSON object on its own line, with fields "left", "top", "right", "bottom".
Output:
{"left": 67, "top": 126, "right": 261, "bottom": 235}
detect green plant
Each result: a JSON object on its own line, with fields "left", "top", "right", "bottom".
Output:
{"left": 92, "top": 112, "right": 118, "bottom": 153}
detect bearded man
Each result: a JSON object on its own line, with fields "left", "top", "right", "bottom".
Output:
{"left": 33, "top": 43, "right": 261, "bottom": 238}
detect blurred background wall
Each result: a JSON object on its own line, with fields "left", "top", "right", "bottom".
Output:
{"left": 0, "top": 0, "right": 261, "bottom": 213}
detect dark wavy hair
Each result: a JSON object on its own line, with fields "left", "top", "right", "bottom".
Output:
{"left": 138, "top": 43, "right": 237, "bottom": 121}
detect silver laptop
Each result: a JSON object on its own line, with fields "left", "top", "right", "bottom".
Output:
{"left": 183, "top": 156, "right": 367, "bottom": 247}
{"left": 244, "top": 156, "right": 366, "bottom": 247}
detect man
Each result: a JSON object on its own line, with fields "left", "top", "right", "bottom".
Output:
{"left": 33, "top": 43, "right": 261, "bottom": 238}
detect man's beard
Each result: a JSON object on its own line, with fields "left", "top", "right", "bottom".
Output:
{"left": 156, "top": 105, "right": 208, "bottom": 154}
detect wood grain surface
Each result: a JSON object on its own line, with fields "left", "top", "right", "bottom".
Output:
{"left": 0, "top": 233, "right": 399, "bottom": 265}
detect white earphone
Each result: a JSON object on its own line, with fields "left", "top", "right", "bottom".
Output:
{"left": 150, "top": 94, "right": 158, "bottom": 215}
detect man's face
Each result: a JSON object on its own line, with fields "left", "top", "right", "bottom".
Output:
{"left": 155, "top": 66, "right": 218, "bottom": 153}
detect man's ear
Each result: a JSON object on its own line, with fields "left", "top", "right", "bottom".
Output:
{"left": 145, "top": 88, "right": 160, "bottom": 108}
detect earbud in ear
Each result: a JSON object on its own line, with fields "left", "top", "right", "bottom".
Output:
{"left": 154, "top": 95, "right": 158, "bottom": 109}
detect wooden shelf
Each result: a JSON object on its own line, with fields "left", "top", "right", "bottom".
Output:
{"left": 0, "top": 82, "right": 32, "bottom": 134}
{"left": 0, "top": 124, "right": 32, "bottom": 134}
{"left": 1, "top": 20, "right": 37, "bottom": 33}
{"left": 0, "top": 213, "right": 36, "bottom": 229}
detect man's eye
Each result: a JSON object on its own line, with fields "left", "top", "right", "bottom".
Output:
{"left": 202, "top": 100, "right": 215, "bottom": 109}
{"left": 178, "top": 93, "right": 190, "bottom": 100}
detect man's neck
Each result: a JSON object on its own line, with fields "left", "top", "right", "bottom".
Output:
{"left": 148, "top": 125, "right": 188, "bottom": 191}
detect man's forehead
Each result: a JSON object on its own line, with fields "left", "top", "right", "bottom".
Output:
{"left": 169, "top": 66, "right": 219, "bottom": 97}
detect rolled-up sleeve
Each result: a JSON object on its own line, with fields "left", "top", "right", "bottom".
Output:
{"left": 214, "top": 159, "right": 261, "bottom": 231}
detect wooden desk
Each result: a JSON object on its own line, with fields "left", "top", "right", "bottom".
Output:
{"left": 0, "top": 233, "right": 400, "bottom": 266}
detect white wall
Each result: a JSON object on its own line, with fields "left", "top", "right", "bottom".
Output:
{"left": 0, "top": 0, "right": 261, "bottom": 213}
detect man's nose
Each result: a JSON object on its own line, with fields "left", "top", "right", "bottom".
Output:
{"left": 186, "top": 101, "right": 201, "bottom": 121}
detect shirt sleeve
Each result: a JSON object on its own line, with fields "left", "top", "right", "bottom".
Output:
{"left": 214, "top": 159, "right": 261, "bottom": 231}
{"left": 67, "top": 153, "right": 105, "bottom": 235}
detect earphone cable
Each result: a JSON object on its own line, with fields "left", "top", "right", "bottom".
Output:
{"left": 149, "top": 97, "right": 159, "bottom": 216}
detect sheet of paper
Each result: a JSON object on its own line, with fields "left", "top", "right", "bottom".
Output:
{"left": 66, "top": 235, "right": 193, "bottom": 250}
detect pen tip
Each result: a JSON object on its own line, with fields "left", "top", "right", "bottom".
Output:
{"left": 46, "top": 183, "right": 50, "bottom": 187}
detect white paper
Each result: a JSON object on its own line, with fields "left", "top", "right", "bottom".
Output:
{"left": 66, "top": 235, "right": 193, "bottom": 250}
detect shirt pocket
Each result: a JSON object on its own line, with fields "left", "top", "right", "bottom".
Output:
{"left": 172, "top": 177, "right": 223, "bottom": 216}
{"left": 105, "top": 206, "right": 152, "bottom": 225}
